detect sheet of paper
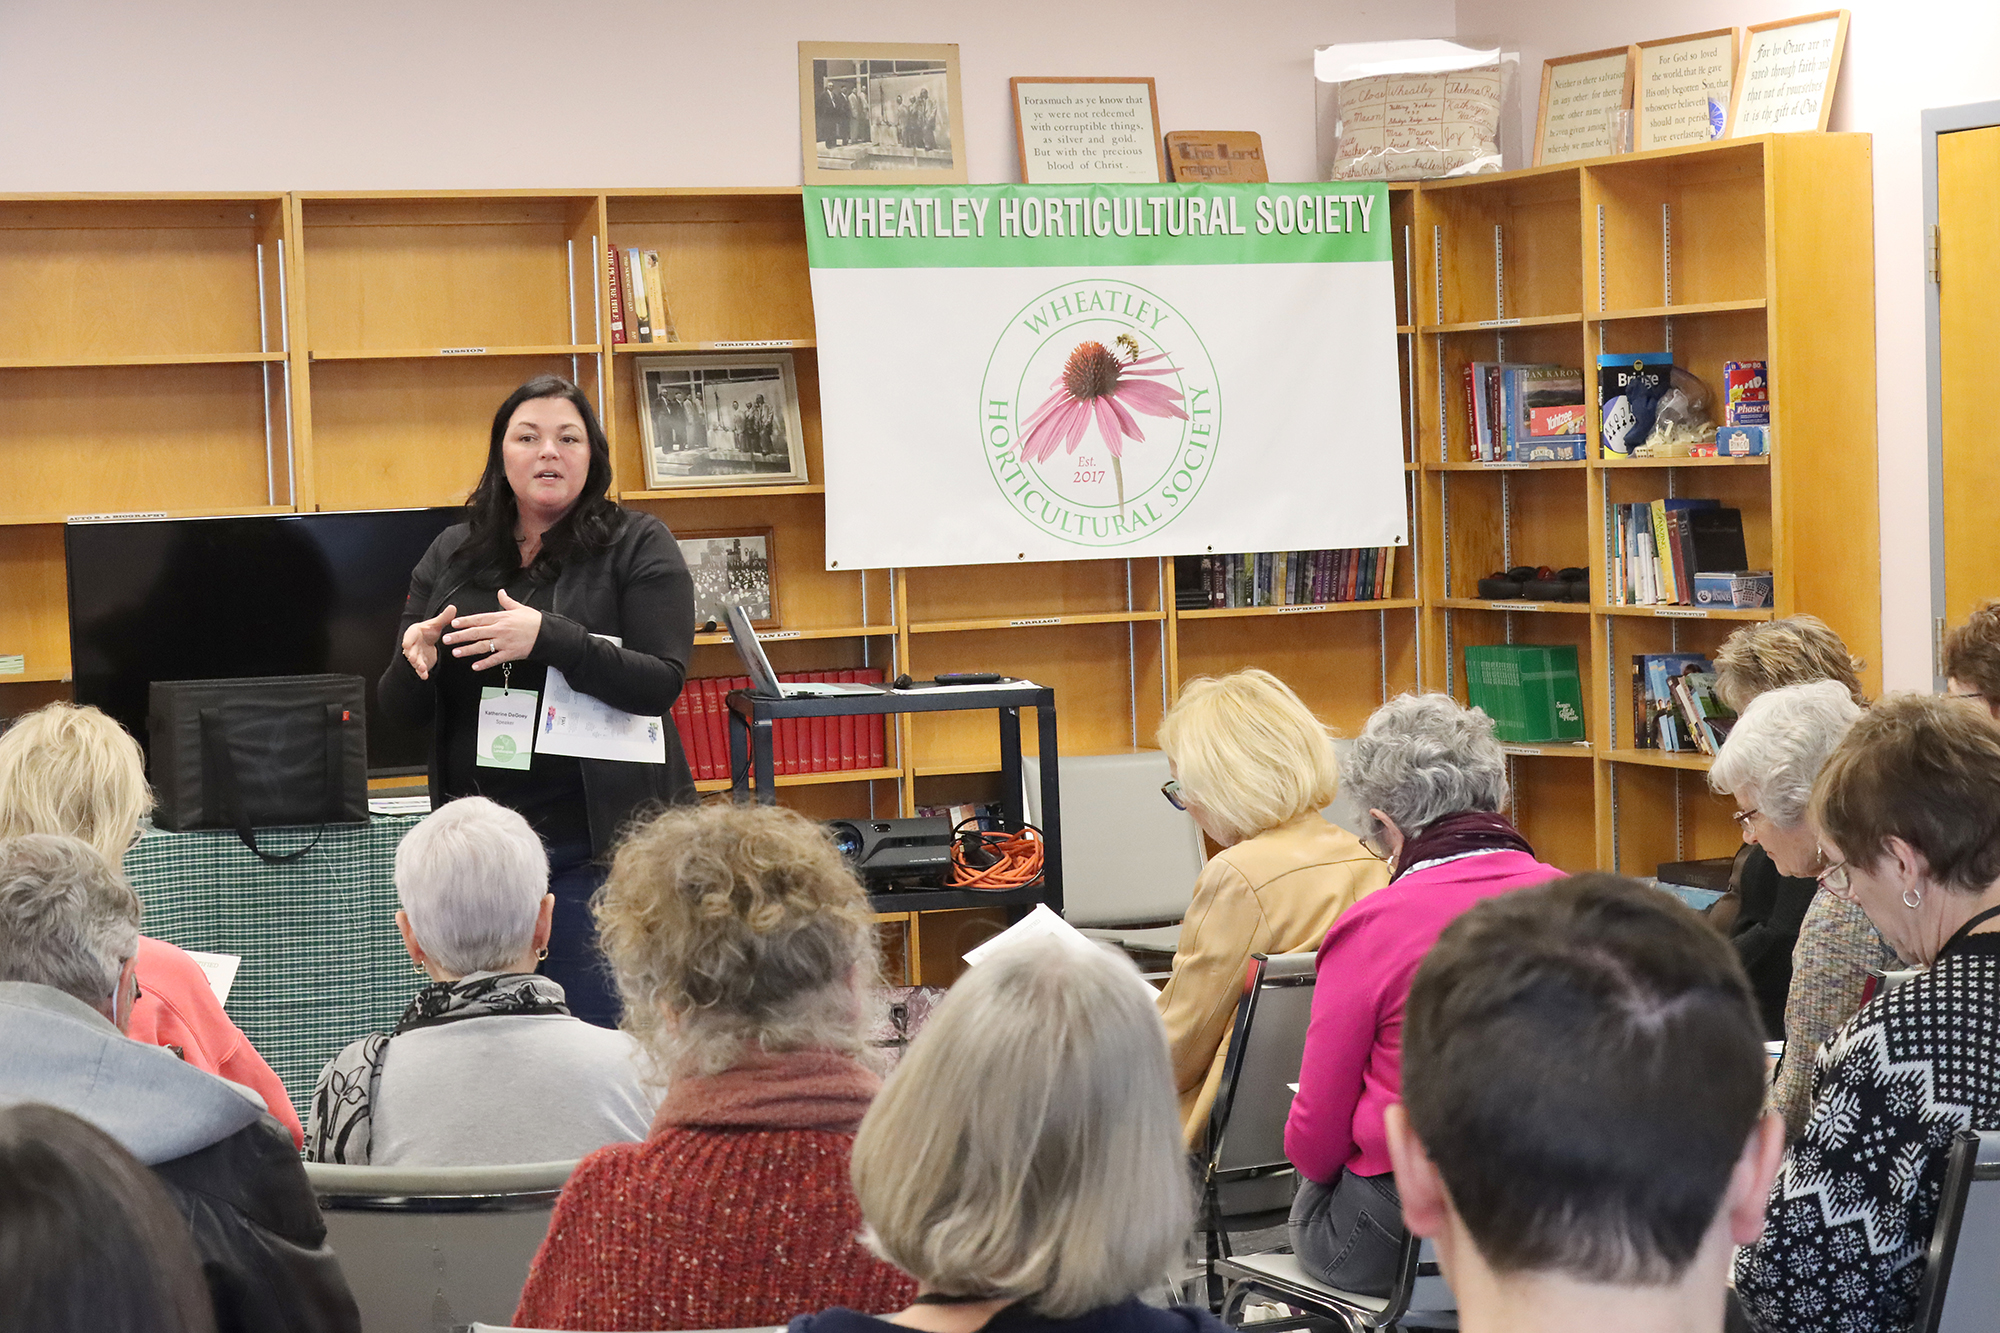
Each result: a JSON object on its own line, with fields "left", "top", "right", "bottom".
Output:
{"left": 367, "top": 795, "right": 434, "bottom": 816}
{"left": 183, "top": 950, "right": 242, "bottom": 1005}
{"left": 962, "top": 904, "right": 1158, "bottom": 998}
{"left": 538, "top": 658, "right": 668, "bottom": 764}
{"left": 908, "top": 678, "right": 1042, "bottom": 694}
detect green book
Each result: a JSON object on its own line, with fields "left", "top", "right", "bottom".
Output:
{"left": 1463, "top": 644, "right": 1588, "bottom": 743}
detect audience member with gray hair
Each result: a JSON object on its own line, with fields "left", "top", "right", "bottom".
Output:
{"left": 791, "top": 935, "right": 1219, "bottom": 1333}
{"left": 1709, "top": 681, "right": 1894, "bottom": 1137}
{"left": 1283, "top": 692, "right": 1564, "bottom": 1296}
{"left": 306, "top": 796, "right": 654, "bottom": 1165}
{"left": 0, "top": 833, "right": 360, "bottom": 1333}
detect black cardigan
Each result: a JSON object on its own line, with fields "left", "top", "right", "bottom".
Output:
{"left": 378, "top": 508, "right": 697, "bottom": 854}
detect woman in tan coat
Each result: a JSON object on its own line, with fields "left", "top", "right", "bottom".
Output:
{"left": 1155, "top": 669, "right": 1387, "bottom": 1145}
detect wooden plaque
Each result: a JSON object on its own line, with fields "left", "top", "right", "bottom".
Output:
{"left": 1011, "top": 77, "right": 1166, "bottom": 184}
{"left": 1634, "top": 28, "right": 1741, "bottom": 151}
{"left": 1164, "top": 131, "right": 1268, "bottom": 183}
{"left": 1728, "top": 10, "right": 1850, "bottom": 137}
{"left": 1535, "top": 45, "right": 1639, "bottom": 165}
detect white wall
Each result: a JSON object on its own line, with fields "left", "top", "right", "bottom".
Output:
{"left": 1, "top": 0, "right": 1967, "bottom": 690}
{"left": 0, "top": 0, "right": 1452, "bottom": 190}
{"left": 1453, "top": 0, "right": 2000, "bottom": 692}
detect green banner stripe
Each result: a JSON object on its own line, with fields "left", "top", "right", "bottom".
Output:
{"left": 803, "top": 183, "right": 1390, "bottom": 268}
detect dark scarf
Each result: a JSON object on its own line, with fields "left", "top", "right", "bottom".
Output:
{"left": 306, "top": 972, "right": 570, "bottom": 1164}
{"left": 1391, "top": 810, "right": 1534, "bottom": 883}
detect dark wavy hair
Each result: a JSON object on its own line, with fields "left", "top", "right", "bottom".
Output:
{"left": 460, "top": 375, "right": 619, "bottom": 587}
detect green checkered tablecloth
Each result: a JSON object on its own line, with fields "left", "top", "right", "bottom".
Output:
{"left": 125, "top": 817, "right": 423, "bottom": 1129}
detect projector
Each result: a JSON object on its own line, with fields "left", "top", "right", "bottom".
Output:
{"left": 826, "top": 817, "right": 954, "bottom": 886}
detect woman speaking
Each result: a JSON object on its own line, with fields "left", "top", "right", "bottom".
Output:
{"left": 380, "top": 375, "right": 696, "bottom": 1027}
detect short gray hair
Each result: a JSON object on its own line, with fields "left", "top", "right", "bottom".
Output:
{"left": 0, "top": 834, "right": 140, "bottom": 1006}
{"left": 394, "top": 797, "right": 548, "bottom": 976}
{"left": 1709, "top": 680, "right": 1863, "bottom": 827}
{"left": 850, "top": 937, "right": 1193, "bottom": 1318}
{"left": 1343, "top": 693, "right": 1508, "bottom": 837}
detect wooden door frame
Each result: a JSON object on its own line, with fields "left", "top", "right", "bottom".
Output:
{"left": 1924, "top": 102, "right": 2000, "bottom": 688}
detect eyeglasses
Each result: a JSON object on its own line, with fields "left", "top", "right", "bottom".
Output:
{"left": 1732, "top": 807, "right": 1761, "bottom": 832}
{"left": 1949, "top": 689, "right": 1991, "bottom": 706}
{"left": 1160, "top": 779, "right": 1187, "bottom": 812}
{"left": 1359, "top": 829, "right": 1394, "bottom": 862}
{"left": 1816, "top": 854, "right": 1855, "bottom": 901}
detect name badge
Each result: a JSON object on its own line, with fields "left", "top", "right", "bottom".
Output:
{"left": 476, "top": 687, "right": 539, "bottom": 769}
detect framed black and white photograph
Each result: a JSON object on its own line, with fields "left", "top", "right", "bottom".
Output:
{"left": 800, "top": 41, "right": 968, "bottom": 185}
{"left": 635, "top": 353, "right": 809, "bottom": 491}
{"left": 679, "top": 528, "right": 777, "bottom": 632}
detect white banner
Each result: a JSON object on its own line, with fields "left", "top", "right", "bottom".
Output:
{"left": 804, "top": 183, "right": 1407, "bottom": 569}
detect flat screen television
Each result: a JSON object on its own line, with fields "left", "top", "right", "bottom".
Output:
{"left": 65, "top": 508, "right": 462, "bottom": 775}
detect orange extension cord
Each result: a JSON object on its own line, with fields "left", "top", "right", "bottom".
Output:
{"left": 947, "top": 818, "right": 1046, "bottom": 890}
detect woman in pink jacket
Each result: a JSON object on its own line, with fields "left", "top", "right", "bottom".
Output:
{"left": 1283, "top": 692, "right": 1564, "bottom": 1295}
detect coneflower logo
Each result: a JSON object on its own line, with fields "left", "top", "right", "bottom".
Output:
{"left": 980, "top": 278, "right": 1219, "bottom": 547}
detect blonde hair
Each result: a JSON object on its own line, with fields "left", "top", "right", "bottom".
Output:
{"left": 1711, "top": 615, "right": 1866, "bottom": 714}
{"left": 592, "top": 802, "right": 880, "bottom": 1079}
{"left": 0, "top": 704, "right": 152, "bottom": 870}
{"left": 1155, "top": 668, "right": 1339, "bottom": 845}
{"left": 850, "top": 937, "right": 1192, "bottom": 1317}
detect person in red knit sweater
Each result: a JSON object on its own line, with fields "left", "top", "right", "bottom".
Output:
{"left": 0, "top": 703, "right": 302, "bottom": 1147}
{"left": 514, "top": 801, "right": 915, "bottom": 1330}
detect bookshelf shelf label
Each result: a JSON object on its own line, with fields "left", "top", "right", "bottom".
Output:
{"left": 1277, "top": 604, "right": 1330, "bottom": 614}
{"left": 1495, "top": 602, "right": 1543, "bottom": 612}
{"left": 711, "top": 339, "right": 798, "bottom": 349}
{"left": 763, "top": 630, "right": 802, "bottom": 640}
{"left": 68, "top": 512, "right": 169, "bottom": 523}
{"left": 1009, "top": 617, "right": 1063, "bottom": 627}
{"left": 0, "top": 655, "right": 22, "bottom": 676}
{"left": 1655, "top": 607, "right": 1708, "bottom": 619}
{"left": 438, "top": 347, "right": 488, "bottom": 356}
{"left": 1477, "top": 317, "right": 1524, "bottom": 328}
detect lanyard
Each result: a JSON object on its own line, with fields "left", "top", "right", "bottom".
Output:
{"left": 1938, "top": 903, "right": 2000, "bottom": 962}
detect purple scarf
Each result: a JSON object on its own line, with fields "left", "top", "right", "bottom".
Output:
{"left": 1391, "top": 810, "right": 1534, "bottom": 883}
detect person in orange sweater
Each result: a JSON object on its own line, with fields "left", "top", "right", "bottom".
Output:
{"left": 0, "top": 703, "right": 302, "bottom": 1147}
{"left": 514, "top": 801, "right": 914, "bottom": 1331}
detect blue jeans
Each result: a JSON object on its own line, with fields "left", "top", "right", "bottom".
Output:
{"left": 1289, "top": 1169, "right": 1407, "bottom": 1297}
{"left": 543, "top": 841, "right": 618, "bottom": 1028}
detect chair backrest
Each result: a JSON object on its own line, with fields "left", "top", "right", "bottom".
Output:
{"left": 1204, "top": 952, "right": 1317, "bottom": 1217}
{"left": 306, "top": 1158, "right": 579, "bottom": 1333}
{"left": 1021, "top": 751, "right": 1205, "bottom": 928}
{"left": 1913, "top": 1129, "right": 2000, "bottom": 1333}
{"left": 1321, "top": 737, "right": 1369, "bottom": 838}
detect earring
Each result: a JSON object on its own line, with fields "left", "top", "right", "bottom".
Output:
{"left": 414, "top": 963, "right": 430, "bottom": 976}
{"left": 1903, "top": 886, "right": 1924, "bottom": 910}
{"left": 535, "top": 947, "right": 549, "bottom": 962}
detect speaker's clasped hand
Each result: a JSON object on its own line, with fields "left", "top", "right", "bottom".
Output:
{"left": 444, "top": 591, "right": 543, "bottom": 671}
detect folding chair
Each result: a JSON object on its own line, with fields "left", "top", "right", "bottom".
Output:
{"left": 1194, "top": 951, "right": 1315, "bottom": 1307}
{"left": 1021, "top": 751, "right": 1205, "bottom": 964}
{"left": 306, "top": 1158, "right": 577, "bottom": 1332}
{"left": 1911, "top": 1128, "right": 2000, "bottom": 1333}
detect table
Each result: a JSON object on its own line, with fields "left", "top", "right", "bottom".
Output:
{"left": 126, "top": 817, "right": 423, "bottom": 1128}
{"left": 727, "top": 681, "right": 1064, "bottom": 915}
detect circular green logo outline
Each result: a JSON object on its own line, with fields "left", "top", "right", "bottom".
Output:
{"left": 979, "top": 278, "right": 1221, "bottom": 548}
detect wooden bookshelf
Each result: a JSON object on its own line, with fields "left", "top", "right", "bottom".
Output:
{"left": 1415, "top": 134, "right": 1879, "bottom": 875}
{"left": 0, "top": 140, "right": 1874, "bottom": 886}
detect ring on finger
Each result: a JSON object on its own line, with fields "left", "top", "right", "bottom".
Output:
{"left": 486, "top": 640, "right": 498, "bottom": 654}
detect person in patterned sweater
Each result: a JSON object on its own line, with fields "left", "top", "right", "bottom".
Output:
{"left": 1735, "top": 694, "right": 2000, "bottom": 1332}
{"left": 513, "top": 802, "right": 914, "bottom": 1330}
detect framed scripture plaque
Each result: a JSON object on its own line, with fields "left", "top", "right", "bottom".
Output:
{"left": 1535, "top": 46, "right": 1638, "bottom": 165}
{"left": 1634, "top": 28, "right": 1740, "bottom": 151}
{"left": 1728, "top": 11, "right": 1849, "bottom": 137}
{"left": 801, "top": 41, "right": 967, "bottom": 185}
{"left": 1011, "top": 77, "right": 1166, "bottom": 184}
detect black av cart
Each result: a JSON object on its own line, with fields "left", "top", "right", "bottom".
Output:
{"left": 726, "top": 682, "right": 1061, "bottom": 915}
